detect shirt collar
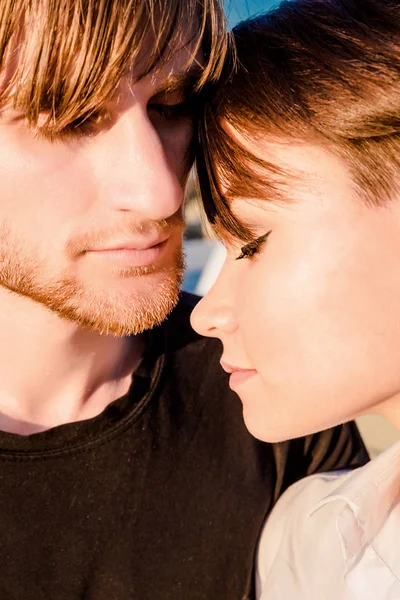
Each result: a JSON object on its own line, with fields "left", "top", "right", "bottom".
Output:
{"left": 308, "top": 440, "right": 400, "bottom": 570}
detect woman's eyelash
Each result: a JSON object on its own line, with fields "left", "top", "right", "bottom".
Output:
{"left": 235, "top": 231, "right": 272, "bottom": 261}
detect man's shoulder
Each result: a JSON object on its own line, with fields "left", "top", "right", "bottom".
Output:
{"left": 164, "top": 291, "right": 223, "bottom": 367}
{"left": 161, "top": 292, "right": 238, "bottom": 406}
{"left": 175, "top": 290, "right": 201, "bottom": 312}
{"left": 165, "top": 291, "right": 202, "bottom": 334}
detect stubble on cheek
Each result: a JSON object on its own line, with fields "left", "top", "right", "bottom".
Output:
{"left": 0, "top": 223, "right": 186, "bottom": 336}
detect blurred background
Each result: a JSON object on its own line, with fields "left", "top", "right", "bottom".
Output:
{"left": 183, "top": 0, "right": 400, "bottom": 457}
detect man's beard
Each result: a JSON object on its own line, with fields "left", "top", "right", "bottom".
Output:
{"left": 0, "top": 223, "right": 186, "bottom": 337}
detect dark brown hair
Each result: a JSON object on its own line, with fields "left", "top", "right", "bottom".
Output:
{"left": 0, "top": 0, "right": 228, "bottom": 135}
{"left": 197, "top": 0, "right": 400, "bottom": 242}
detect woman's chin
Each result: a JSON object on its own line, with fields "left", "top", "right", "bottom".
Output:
{"left": 242, "top": 408, "right": 316, "bottom": 444}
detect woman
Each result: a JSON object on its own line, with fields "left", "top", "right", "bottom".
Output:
{"left": 191, "top": 1, "right": 400, "bottom": 598}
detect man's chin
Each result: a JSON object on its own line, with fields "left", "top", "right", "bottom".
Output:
{"left": 60, "top": 266, "right": 184, "bottom": 336}
{"left": 0, "top": 243, "right": 185, "bottom": 336}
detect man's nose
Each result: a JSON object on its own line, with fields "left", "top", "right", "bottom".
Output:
{"left": 190, "top": 263, "right": 238, "bottom": 339}
{"left": 95, "top": 107, "right": 184, "bottom": 221}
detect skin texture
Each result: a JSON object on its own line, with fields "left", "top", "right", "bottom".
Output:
{"left": 191, "top": 137, "right": 400, "bottom": 442}
{"left": 0, "top": 75, "right": 189, "bottom": 337}
{"left": 0, "top": 42, "right": 196, "bottom": 434}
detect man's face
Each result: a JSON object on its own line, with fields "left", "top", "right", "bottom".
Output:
{"left": 192, "top": 137, "right": 400, "bottom": 442}
{"left": 0, "top": 47, "right": 198, "bottom": 335}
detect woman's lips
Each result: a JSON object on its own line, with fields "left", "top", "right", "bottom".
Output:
{"left": 228, "top": 369, "right": 257, "bottom": 390}
{"left": 220, "top": 360, "right": 257, "bottom": 390}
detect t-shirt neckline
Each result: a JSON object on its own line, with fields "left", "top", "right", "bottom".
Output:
{"left": 0, "top": 326, "right": 166, "bottom": 457}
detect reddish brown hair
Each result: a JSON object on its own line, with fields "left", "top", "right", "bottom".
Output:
{"left": 196, "top": 0, "right": 400, "bottom": 242}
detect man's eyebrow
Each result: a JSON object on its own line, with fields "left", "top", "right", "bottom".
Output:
{"left": 152, "top": 64, "right": 205, "bottom": 97}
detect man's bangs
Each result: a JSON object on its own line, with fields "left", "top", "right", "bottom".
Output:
{"left": 0, "top": 0, "right": 228, "bottom": 135}
{"left": 196, "top": 107, "right": 289, "bottom": 244}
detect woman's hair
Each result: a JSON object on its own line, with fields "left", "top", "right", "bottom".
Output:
{"left": 196, "top": 0, "right": 400, "bottom": 242}
{"left": 0, "top": 0, "right": 228, "bottom": 135}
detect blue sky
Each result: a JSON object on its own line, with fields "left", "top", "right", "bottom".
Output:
{"left": 226, "top": 0, "right": 278, "bottom": 26}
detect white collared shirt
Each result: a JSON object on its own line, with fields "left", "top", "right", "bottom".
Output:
{"left": 256, "top": 440, "right": 400, "bottom": 600}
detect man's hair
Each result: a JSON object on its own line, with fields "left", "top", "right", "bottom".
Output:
{"left": 0, "top": 0, "right": 228, "bottom": 136}
{"left": 196, "top": 0, "right": 400, "bottom": 242}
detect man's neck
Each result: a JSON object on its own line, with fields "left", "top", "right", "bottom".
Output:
{"left": 0, "top": 290, "right": 145, "bottom": 435}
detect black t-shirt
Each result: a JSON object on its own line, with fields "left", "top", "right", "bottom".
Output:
{"left": 0, "top": 293, "right": 367, "bottom": 600}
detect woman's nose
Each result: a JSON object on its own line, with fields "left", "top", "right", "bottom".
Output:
{"left": 190, "top": 264, "right": 238, "bottom": 339}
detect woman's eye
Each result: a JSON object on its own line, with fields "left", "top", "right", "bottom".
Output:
{"left": 235, "top": 231, "right": 272, "bottom": 261}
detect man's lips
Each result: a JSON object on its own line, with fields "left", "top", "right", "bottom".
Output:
{"left": 85, "top": 236, "right": 171, "bottom": 268}
{"left": 88, "top": 232, "right": 171, "bottom": 252}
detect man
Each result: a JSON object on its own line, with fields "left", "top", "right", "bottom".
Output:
{"left": 0, "top": 1, "right": 367, "bottom": 599}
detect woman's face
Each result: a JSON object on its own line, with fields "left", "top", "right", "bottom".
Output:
{"left": 191, "top": 138, "right": 400, "bottom": 442}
